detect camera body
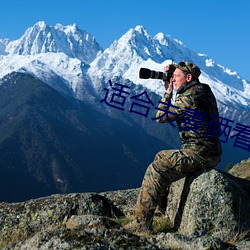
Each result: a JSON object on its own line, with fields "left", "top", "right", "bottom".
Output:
{"left": 139, "top": 65, "right": 176, "bottom": 82}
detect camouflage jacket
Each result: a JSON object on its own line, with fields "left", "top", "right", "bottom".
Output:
{"left": 156, "top": 79, "right": 222, "bottom": 157}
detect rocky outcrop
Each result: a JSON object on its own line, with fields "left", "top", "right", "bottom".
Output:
{"left": 229, "top": 158, "right": 250, "bottom": 180}
{"left": 0, "top": 169, "right": 250, "bottom": 249}
{"left": 165, "top": 169, "right": 250, "bottom": 240}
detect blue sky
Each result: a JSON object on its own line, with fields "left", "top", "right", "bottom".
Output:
{"left": 1, "top": 0, "right": 250, "bottom": 81}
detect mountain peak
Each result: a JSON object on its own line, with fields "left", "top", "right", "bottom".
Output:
{"left": 54, "top": 23, "right": 79, "bottom": 33}
{"left": 89, "top": 25, "right": 172, "bottom": 80}
{"left": 34, "top": 21, "right": 48, "bottom": 29}
{"left": 154, "top": 32, "right": 185, "bottom": 47}
{"left": 124, "top": 25, "right": 151, "bottom": 42}
{"left": 134, "top": 25, "right": 147, "bottom": 34}
{"left": 5, "top": 21, "right": 102, "bottom": 64}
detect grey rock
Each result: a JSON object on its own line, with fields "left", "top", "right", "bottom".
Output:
{"left": 156, "top": 232, "right": 227, "bottom": 250}
{"left": 101, "top": 188, "right": 140, "bottom": 215}
{"left": 0, "top": 192, "right": 123, "bottom": 248}
{"left": 4, "top": 228, "right": 161, "bottom": 250}
{"left": 229, "top": 157, "right": 250, "bottom": 180}
{"left": 165, "top": 169, "right": 250, "bottom": 241}
{"left": 235, "top": 240, "right": 250, "bottom": 250}
{"left": 1, "top": 169, "right": 250, "bottom": 249}
{"left": 65, "top": 214, "right": 120, "bottom": 230}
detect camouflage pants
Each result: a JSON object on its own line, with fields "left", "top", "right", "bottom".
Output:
{"left": 134, "top": 149, "right": 220, "bottom": 222}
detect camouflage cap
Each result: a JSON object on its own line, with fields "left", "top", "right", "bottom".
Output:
{"left": 176, "top": 61, "right": 201, "bottom": 79}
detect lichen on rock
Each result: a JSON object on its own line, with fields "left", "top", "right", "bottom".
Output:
{"left": 165, "top": 169, "right": 250, "bottom": 241}
{"left": 0, "top": 168, "right": 250, "bottom": 249}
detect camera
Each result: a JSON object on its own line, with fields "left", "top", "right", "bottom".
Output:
{"left": 139, "top": 64, "right": 176, "bottom": 82}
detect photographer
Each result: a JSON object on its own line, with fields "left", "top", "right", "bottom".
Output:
{"left": 125, "top": 61, "right": 222, "bottom": 233}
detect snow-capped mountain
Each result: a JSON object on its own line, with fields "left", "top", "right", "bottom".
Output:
{"left": 3, "top": 21, "right": 102, "bottom": 64}
{"left": 89, "top": 25, "right": 250, "bottom": 111}
{"left": 0, "top": 22, "right": 250, "bottom": 114}
{"left": 0, "top": 22, "right": 103, "bottom": 101}
{"left": 0, "top": 52, "right": 98, "bottom": 101}
{"left": 1, "top": 22, "right": 250, "bottom": 201}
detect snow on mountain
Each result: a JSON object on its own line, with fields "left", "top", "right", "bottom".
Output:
{"left": 89, "top": 25, "right": 250, "bottom": 111}
{"left": 0, "top": 22, "right": 103, "bottom": 101}
{"left": 5, "top": 21, "right": 102, "bottom": 64}
{"left": 0, "top": 39, "right": 9, "bottom": 55}
{"left": 0, "top": 22, "right": 250, "bottom": 113}
{"left": 0, "top": 52, "right": 98, "bottom": 102}
{"left": 89, "top": 26, "right": 165, "bottom": 80}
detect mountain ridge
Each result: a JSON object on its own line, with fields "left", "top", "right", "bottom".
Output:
{"left": 0, "top": 22, "right": 250, "bottom": 201}
{"left": 0, "top": 72, "right": 172, "bottom": 202}
{"left": 3, "top": 21, "right": 102, "bottom": 64}
{"left": 88, "top": 24, "right": 250, "bottom": 111}
{"left": 1, "top": 22, "right": 249, "bottom": 110}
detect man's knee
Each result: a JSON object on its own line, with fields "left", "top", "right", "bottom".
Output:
{"left": 153, "top": 150, "right": 176, "bottom": 168}
{"left": 154, "top": 150, "right": 175, "bottom": 161}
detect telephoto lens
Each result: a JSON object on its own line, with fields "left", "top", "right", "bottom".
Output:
{"left": 139, "top": 65, "right": 176, "bottom": 82}
{"left": 139, "top": 68, "right": 167, "bottom": 80}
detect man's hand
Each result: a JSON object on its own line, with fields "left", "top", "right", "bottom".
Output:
{"left": 163, "top": 65, "right": 173, "bottom": 94}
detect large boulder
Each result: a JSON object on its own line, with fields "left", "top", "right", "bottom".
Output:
{"left": 165, "top": 169, "right": 250, "bottom": 241}
{"left": 0, "top": 193, "right": 124, "bottom": 248}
